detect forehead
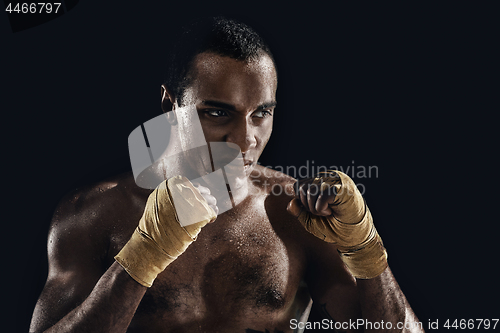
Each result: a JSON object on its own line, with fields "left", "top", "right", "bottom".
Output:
{"left": 184, "top": 52, "right": 277, "bottom": 108}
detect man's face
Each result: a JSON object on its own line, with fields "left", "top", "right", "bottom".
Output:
{"left": 179, "top": 52, "right": 277, "bottom": 177}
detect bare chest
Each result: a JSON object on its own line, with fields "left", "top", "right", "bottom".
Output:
{"left": 125, "top": 195, "right": 309, "bottom": 331}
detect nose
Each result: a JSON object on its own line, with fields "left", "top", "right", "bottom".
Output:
{"left": 225, "top": 117, "right": 257, "bottom": 153}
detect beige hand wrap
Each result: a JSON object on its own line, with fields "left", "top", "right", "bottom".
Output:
{"left": 115, "top": 176, "right": 216, "bottom": 287}
{"left": 295, "top": 171, "right": 388, "bottom": 279}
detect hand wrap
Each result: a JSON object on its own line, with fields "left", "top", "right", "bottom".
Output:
{"left": 115, "top": 176, "right": 216, "bottom": 287}
{"left": 294, "top": 171, "right": 388, "bottom": 279}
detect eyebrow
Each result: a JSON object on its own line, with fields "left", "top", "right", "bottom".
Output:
{"left": 201, "top": 100, "right": 277, "bottom": 112}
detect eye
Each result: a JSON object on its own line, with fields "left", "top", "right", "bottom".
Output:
{"left": 205, "top": 109, "right": 228, "bottom": 117}
{"left": 253, "top": 110, "right": 273, "bottom": 118}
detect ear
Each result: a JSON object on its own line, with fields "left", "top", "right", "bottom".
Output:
{"left": 161, "top": 84, "right": 177, "bottom": 125}
{"left": 161, "top": 84, "right": 176, "bottom": 112}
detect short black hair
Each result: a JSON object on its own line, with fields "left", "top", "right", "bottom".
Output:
{"left": 163, "top": 16, "right": 276, "bottom": 106}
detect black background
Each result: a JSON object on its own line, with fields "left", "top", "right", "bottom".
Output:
{"left": 2, "top": 1, "right": 498, "bottom": 332}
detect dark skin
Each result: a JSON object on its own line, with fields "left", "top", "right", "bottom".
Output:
{"left": 30, "top": 52, "right": 423, "bottom": 332}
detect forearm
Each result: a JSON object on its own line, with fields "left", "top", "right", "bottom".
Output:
{"left": 357, "top": 267, "right": 423, "bottom": 333}
{"left": 37, "top": 262, "right": 146, "bottom": 333}
{"left": 292, "top": 171, "right": 423, "bottom": 331}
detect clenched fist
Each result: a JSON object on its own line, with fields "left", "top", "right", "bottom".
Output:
{"left": 287, "top": 170, "right": 388, "bottom": 279}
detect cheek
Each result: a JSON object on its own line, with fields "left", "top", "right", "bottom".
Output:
{"left": 256, "top": 120, "right": 273, "bottom": 147}
{"left": 198, "top": 119, "right": 225, "bottom": 143}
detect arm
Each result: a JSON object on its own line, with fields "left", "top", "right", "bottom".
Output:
{"left": 30, "top": 177, "right": 217, "bottom": 332}
{"left": 307, "top": 250, "right": 422, "bottom": 332}
{"left": 290, "top": 171, "right": 424, "bottom": 333}
{"left": 356, "top": 267, "right": 422, "bottom": 333}
{"left": 30, "top": 190, "right": 147, "bottom": 333}
{"left": 31, "top": 263, "right": 147, "bottom": 333}
{"left": 307, "top": 259, "right": 421, "bottom": 333}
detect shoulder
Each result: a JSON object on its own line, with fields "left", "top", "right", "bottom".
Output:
{"left": 52, "top": 172, "right": 147, "bottom": 229}
{"left": 48, "top": 172, "right": 151, "bottom": 265}
{"left": 31, "top": 173, "right": 150, "bottom": 331}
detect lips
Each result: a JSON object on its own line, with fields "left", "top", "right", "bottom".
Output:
{"left": 225, "top": 157, "right": 253, "bottom": 174}
{"left": 243, "top": 159, "right": 256, "bottom": 175}
{"left": 230, "top": 156, "right": 252, "bottom": 166}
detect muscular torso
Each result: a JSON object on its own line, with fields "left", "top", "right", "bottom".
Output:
{"left": 97, "top": 168, "right": 314, "bottom": 332}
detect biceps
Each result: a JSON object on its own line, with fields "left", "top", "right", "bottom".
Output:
{"left": 30, "top": 231, "right": 103, "bottom": 332}
{"left": 308, "top": 280, "right": 361, "bottom": 327}
{"left": 305, "top": 245, "right": 362, "bottom": 327}
{"left": 30, "top": 271, "right": 91, "bottom": 332}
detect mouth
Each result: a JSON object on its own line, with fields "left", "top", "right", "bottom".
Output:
{"left": 243, "top": 159, "right": 255, "bottom": 173}
{"left": 220, "top": 155, "right": 256, "bottom": 180}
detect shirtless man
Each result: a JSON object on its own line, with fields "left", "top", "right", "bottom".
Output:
{"left": 30, "top": 17, "right": 423, "bottom": 333}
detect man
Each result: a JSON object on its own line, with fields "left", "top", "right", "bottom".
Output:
{"left": 30, "top": 17, "right": 423, "bottom": 332}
